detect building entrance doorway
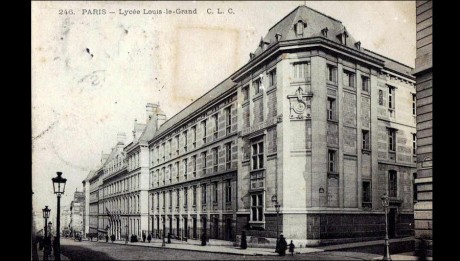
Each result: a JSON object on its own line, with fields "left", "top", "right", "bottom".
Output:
{"left": 183, "top": 218, "right": 188, "bottom": 238}
{"left": 225, "top": 218, "right": 233, "bottom": 241}
{"left": 389, "top": 208, "right": 397, "bottom": 238}
{"left": 193, "top": 217, "right": 197, "bottom": 239}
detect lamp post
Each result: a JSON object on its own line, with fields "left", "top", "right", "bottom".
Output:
{"left": 52, "top": 172, "right": 67, "bottom": 261}
{"left": 42, "top": 206, "right": 51, "bottom": 261}
{"left": 125, "top": 224, "right": 128, "bottom": 243}
{"left": 162, "top": 217, "right": 166, "bottom": 247}
{"left": 381, "top": 193, "right": 392, "bottom": 261}
{"left": 271, "top": 195, "right": 281, "bottom": 253}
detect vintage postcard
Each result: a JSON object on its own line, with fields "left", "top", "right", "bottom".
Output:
{"left": 32, "top": 1, "right": 431, "bottom": 260}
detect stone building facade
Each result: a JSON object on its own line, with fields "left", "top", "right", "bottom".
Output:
{"left": 69, "top": 191, "right": 85, "bottom": 236}
{"left": 84, "top": 5, "right": 416, "bottom": 245}
{"left": 413, "top": 0, "right": 432, "bottom": 257}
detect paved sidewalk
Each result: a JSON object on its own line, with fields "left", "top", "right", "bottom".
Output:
{"left": 86, "top": 237, "right": 324, "bottom": 256}
{"left": 37, "top": 249, "right": 70, "bottom": 261}
{"left": 318, "top": 237, "right": 414, "bottom": 251}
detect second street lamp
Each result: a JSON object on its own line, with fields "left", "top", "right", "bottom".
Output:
{"left": 271, "top": 195, "right": 281, "bottom": 253}
{"left": 52, "top": 172, "right": 67, "bottom": 261}
{"left": 42, "top": 206, "right": 51, "bottom": 261}
{"left": 381, "top": 193, "right": 392, "bottom": 261}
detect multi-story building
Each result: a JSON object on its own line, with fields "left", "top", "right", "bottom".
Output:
{"left": 84, "top": 5, "right": 416, "bottom": 245}
{"left": 61, "top": 206, "right": 71, "bottom": 234}
{"left": 413, "top": 0, "right": 432, "bottom": 257}
{"left": 69, "top": 191, "right": 85, "bottom": 236}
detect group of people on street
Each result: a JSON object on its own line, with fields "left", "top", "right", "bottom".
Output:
{"left": 276, "top": 234, "right": 295, "bottom": 256}
{"left": 37, "top": 235, "right": 59, "bottom": 260}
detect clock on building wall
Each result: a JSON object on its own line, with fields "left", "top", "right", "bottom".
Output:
{"left": 288, "top": 87, "right": 313, "bottom": 119}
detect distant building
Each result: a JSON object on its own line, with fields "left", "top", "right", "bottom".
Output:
{"left": 61, "top": 206, "right": 71, "bottom": 234}
{"left": 69, "top": 190, "right": 85, "bottom": 236}
{"left": 412, "top": 0, "right": 432, "bottom": 257}
{"left": 83, "top": 4, "right": 416, "bottom": 245}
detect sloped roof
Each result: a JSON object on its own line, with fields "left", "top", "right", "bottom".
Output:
{"left": 85, "top": 170, "right": 96, "bottom": 180}
{"left": 139, "top": 116, "right": 158, "bottom": 144}
{"left": 253, "top": 5, "right": 360, "bottom": 57}
{"left": 151, "top": 77, "right": 236, "bottom": 142}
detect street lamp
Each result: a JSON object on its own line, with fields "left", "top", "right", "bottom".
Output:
{"left": 42, "top": 206, "right": 51, "bottom": 261}
{"left": 125, "top": 224, "right": 128, "bottom": 243}
{"left": 271, "top": 195, "right": 281, "bottom": 253}
{"left": 52, "top": 172, "right": 67, "bottom": 261}
{"left": 381, "top": 193, "right": 392, "bottom": 261}
{"left": 162, "top": 217, "right": 166, "bottom": 247}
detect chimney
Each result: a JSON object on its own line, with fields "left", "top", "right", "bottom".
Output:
{"left": 275, "top": 33, "right": 282, "bottom": 42}
{"left": 117, "top": 132, "right": 126, "bottom": 146}
{"left": 146, "top": 103, "right": 158, "bottom": 123}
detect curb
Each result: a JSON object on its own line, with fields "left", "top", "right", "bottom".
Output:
{"left": 86, "top": 240, "right": 280, "bottom": 256}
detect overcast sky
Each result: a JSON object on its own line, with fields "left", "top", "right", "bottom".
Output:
{"left": 32, "top": 1, "right": 415, "bottom": 226}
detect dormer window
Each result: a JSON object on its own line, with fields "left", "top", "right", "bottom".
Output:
{"left": 321, "top": 27, "right": 328, "bottom": 37}
{"left": 275, "top": 33, "right": 282, "bottom": 42}
{"left": 355, "top": 41, "right": 361, "bottom": 50}
{"left": 295, "top": 20, "right": 306, "bottom": 37}
{"left": 337, "top": 30, "right": 348, "bottom": 45}
{"left": 249, "top": 53, "right": 255, "bottom": 60}
{"left": 259, "top": 37, "right": 270, "bottom": 51}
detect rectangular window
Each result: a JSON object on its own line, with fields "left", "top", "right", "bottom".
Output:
{"left": 251, "top": 140, "right": 264, "bottom": 170}
{"left": 268, "top": 69, "right": 277, "bottom": 87}
{"left": 327, "top": 64, "right": 337, "bottom": 83}
{"left": 225, "top": 106, "right": 232, "bottom": 135}
{"left": 413, "top": 173, "right": 417, "bottom": 202}
{"left": 362, "top": 181, "right": 371, "bottom": 203}
{"left": 175, "top": 162, "right": 179, "bottom": 182}
{"left": 212, "top": 182, "right": 218, "bottom": 203}
{"left": 250, "top": 193, "right": 264, "bottom": 222}
{"left": 362, "top": 130, "right": 370, "bottom": 150}
{"left": 162, "top": 167, "right": 165, "bottom": 185}
{"left": 413, "top": 134, "right": 416, "bottom": 155}
{"left": 183, "top": 159, "right": 188, "bottom": 180}
{"left": 388, "top": 86, "right": 395, "bottom": 110}
{"left": 168, "top": 165, "right": 172, "bottom": 184}
{"left": 156, "top": 170, "right": 159, "bottom": 187}
{"left": 327, "top": 98, "right": 336, "bottom": 121}
{"left": 168, "top": 139, "right": 172, "bottom": 158}
{"left": 213, "top": 147, "right": 218, "bottom": 172}
{"left": 202, "top": 120, "right": 207, "bottom": 144}
{"left": 242, "top": 86, "right": 249, "bottom": 101}
{"left": 162, "top": 191, "right": 165, "bottom": 210}
{"left": 202, "top": 151, "right": 207, "bottom": 175}
{"left": 253, "top": 78, "right": 262, "bottom": 95}
{"left": 293, "top": 62, "right": 311, "bottom": 80}
{"left": 193, "top": 186, "right": 197, "bottom": 206}
{"left": 412, "top": 94, "right": 416, "bottom": 116}
{"left": 378, "top": 90, "right": 384, "bottom": 106}
{"left": 388, "top": 170, "right": 397, "bottom": 197}
{"left": 192, "top": 126, "right": 196, "bottom": 148}
{"left": 192, "top": 155, "right": 197, "bottom": 177}
{"left": 362, "top": 75, "right": 369, "bottom": 92}
{"left": 213, "top": 114, "right": 218, "bottom": 139}
{"left": 162, "top": 143, "right": 165, "bottom": 162}
{"left": 202, "top": 184, "right": 207, "bottom": 204}
{"left": 328, "top": 150, "right": 336, "bottom": 172}
{"left": 225, "top": 142, "right": 231, "bottom": 170}
{"left": 169, "top": 190, "right": 173, "bottom": 209}
{"left": 175, "top": 135, "right": 180, "bottom": 156}
{"left": 343, "top": 70, "right": 355, "bottom": 88}
{"left": 225, "top": 180, "right": 232, "bottom": 203}
{"left": 176, "top": 189, "right": 180, "bottom": 207}
{"left": 388, "top": 129, "right": 396, "bottom": 151}
{"left": 183, "top": 130, "right": 188, "bottom": 152}
{"left": 184, "top": 188, "right": 188, "bottom": 208}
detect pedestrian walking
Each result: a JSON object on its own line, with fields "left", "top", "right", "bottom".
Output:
{"left": 288, "top": 240, "right": 295, "bottom": 256}
{"left": 105, "top": 234, "right": 109, "bottom": 242}
{"left": 240, "top": 231, "right": 247, "bottom": 249}
{"left": 142, "top": 232, "right": 146, "bottom": 243}
{"left": 278, "top": 234, "right": 287, "bottom": 256}
{"left": 110, "top": 234, "right": 115, "bottom": 243}
{"left": 201, "top": 232, "right": 207, "bottom": 246}
{"left": 147, "top": 233, "right": 152, "bottom": 243}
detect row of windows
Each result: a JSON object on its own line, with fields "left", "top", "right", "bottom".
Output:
{"left": 103, "top": 174, "right": 140, "bottom": 197}
{"left": 101, "top": 194, "right": 140, "bottom": 214}
{"left": 326, "top": 65, "right": 370, "bottom": 92}
{"left": 151, "top": 180, "right": 233, "bottom": 211}
{"left": 388, "top": 129, "right": 416, "bottom": 154}
{"left": 150, "top": 142, "right": 233, "bottom": 188}
{"left": 150, "top": 106, "right": 234, "bottom": 167}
